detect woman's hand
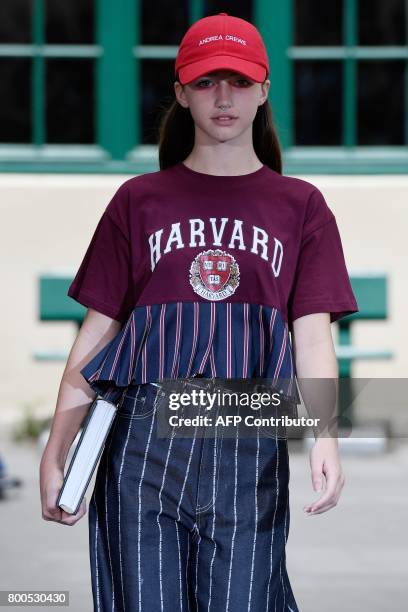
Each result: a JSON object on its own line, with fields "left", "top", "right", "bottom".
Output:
{"left": 39, "top": 454, "right": 87, "bottom": 526}
{"left": 38, "top": 307, "right": 121, "bottom": 526}
{"left": 303, "top": 437, "right": 345, "bottom": 515}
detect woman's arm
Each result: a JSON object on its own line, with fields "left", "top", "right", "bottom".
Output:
{"left": 39, "top": 309, "right": 122, "bottom": 525}
{"left": 292, "top": 312, "right": 346, "bottom": 516}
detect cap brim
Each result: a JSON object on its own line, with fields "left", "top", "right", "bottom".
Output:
{"left": 177, "top": 55, "right": 267, "bottom": 85}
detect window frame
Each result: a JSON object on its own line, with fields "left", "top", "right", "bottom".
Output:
{"left": 259, "top": 0, "right": 408, "bottom": 174}
{"left": 0, "top": 0, "right": 406, "bottom": 174}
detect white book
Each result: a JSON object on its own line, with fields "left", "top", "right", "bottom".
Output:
{"left": 56, "top": 396, "right": 118, "bottom": 515}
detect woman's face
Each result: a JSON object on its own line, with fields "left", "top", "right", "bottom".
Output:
{"left": 174, "top": 69, "right": 270, "bottom": 143}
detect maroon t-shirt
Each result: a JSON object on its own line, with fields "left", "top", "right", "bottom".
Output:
{"left": 68, "top": 161, "right": 358, "bottom": 330}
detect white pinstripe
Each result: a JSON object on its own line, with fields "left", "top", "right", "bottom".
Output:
{"left": 174, "top": 419, "right": 200, "bottom": 611}
{"left": 194, "top": 531, "right": 201, "bottom": 609}
{"left": 118, "top": 387, "right": 142, "bottom": 611}
{"left": 104, "top": 455, "right": 114, "bottom": 611}
{"left": 266, "top": 427, "right": 279, "bottom": 611}
{"left": 174, "top": 522, "right": 183, "bottom": 611}
{"left": 137, "top": 388, "right": 160, "bottom": 611}
{"left": 186, "top": 534, "right": 191, "bottom": 612}
{"left": 206, "top": 427, "right": 220, "bottom": 610}
{"left": 247, "top": 427, "right": 260, "bottom": 611}
{"left": 282, "top": 483, "right": 290, "bottom": 610}
{"left": 103, "top": 402, "right": 122, "bottom": 612}
{"left": 157, "top": 408, "right": 180, "bottom": 611}
{"left": 225, "top": 424, "right": 239, "bottom": 611}
{"left": 277, "top": 557, "right": 283, "bottom": 611}
{"left": 93, "top": 493, "right": 101, "bottom": 612}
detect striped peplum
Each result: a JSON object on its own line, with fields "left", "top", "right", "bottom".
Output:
{"left": 80, "top": 301, "right": 300, "bottom": 404}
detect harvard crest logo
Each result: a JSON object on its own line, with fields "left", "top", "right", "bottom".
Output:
{"left": 189, "top": 249, "right": 240, "bottom": 301}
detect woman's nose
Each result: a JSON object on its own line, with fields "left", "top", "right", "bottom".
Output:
{"left": 214, "top": 80, "right": 233, "bottom": 105}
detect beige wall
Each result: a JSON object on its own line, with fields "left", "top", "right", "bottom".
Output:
{"left": 1, "top": 173, "right": 407, "bottom": 422}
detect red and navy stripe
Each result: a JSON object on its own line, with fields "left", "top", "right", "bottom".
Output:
{"left": 81, "top": 302, "right": 299, "bottom": 403}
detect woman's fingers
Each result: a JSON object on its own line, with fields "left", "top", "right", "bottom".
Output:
{"left": 305, "top": 465, "right": 345, "bottom": 514}
{"left": 40, "top": 469, "right": 87, "bottom": 525}
{"left": 42, "top": 504, "right": 62, "bottom": 522}
{"left": 41, "top": 485, "right": 63, "bottom": 522}
{"left": 303, "top": 439, "right": 345, "bottom": 515}
{"left": 58, "top": 498, "right": 87, "bottom": 525}
{"left": 40, "top": 455, "right": 87, "bottom": 525}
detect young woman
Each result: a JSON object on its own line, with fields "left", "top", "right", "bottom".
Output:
{"left": 40, "top": 12, "right": 358, "bottom": 612}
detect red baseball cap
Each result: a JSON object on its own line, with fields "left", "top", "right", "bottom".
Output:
{"left": 175, "top": 13, "right": 269, "bottom": 85}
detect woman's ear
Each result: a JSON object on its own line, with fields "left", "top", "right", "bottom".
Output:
{"left": 174, "top": 81, "right": 189, "bottom": 109}
{"left": 260, "top": 78, "right": 270, "bottom": 104}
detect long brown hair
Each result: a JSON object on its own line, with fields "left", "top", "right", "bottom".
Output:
{"left": 157, "top": 79, "right": 283, "bottom": 174}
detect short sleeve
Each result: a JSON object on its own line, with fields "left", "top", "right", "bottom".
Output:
{"left": 67, "top": 183, "right": 134, "bottom": 323}
{"left": 288, "top": 188, "right": 359, "bottom": 328}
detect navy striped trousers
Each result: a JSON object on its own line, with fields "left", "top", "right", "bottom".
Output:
{"left": 88, "top": 381, "right": 300, "bottom": 611}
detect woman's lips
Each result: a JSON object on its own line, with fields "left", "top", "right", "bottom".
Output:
{"left": 211, "top": 116, "right": 237, "bottom": 125}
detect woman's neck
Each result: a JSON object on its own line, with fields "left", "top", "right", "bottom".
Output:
{"left": 182, "top": 151, "right": 263, "bottom": 177}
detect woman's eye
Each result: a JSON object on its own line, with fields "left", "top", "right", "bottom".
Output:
{"left": 196, "top": 79, "right": 212, "bottom": 87}
{"left": 194, "top": 77, "right": 252, "bottom": 87}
